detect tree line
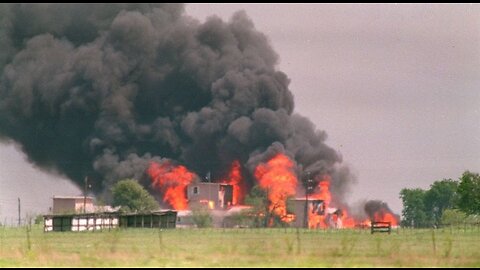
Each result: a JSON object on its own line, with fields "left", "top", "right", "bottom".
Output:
{"left": 400, "top": 171, "right": 480, "bottom": 228}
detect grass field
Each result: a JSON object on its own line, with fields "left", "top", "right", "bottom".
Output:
{"left": 0, "top": 225, "right": 479, "bottom": 267}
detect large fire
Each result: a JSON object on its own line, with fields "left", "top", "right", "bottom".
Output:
{"left": 305, "top": 175, "right": 398, "bottom": 228}
{"left": 307, "top": 176, "right": 332, "bottom": 229}
{"left": 146, "top": 154, "right": 399, "bottom": 228}
{"left": 372, "top": 208, "right": 399, "bottom": 226}
{"left": 253, "top": 153, "right": 298, "bottom": 223}
{"left": 221, "top": 160, "right": 246, "bottom": 205}
{"left": 147, "top": 161, "right": 196, "bottom": 210}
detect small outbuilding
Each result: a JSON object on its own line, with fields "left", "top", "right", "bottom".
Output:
{"left": 43, "top": 212, "right": 119, "bottom": 232}
{"left": 52, "top": 196, "right": 94, "bottom": 214}
{"left": 43, "top": 210, "right": 177, "bottom": 232}
{"left": 119, "top": 210, "right": 177, "bottom": 229}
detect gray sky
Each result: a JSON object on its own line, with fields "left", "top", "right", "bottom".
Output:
{"left": 1, "top": 3, "right": 479, "bottom": 222}
{"left": 184, "top": 3, "right": 480, "bottom": 212}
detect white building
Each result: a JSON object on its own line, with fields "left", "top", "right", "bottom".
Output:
{"left": 52, "top": 196, "right": 95, "bottom": 214}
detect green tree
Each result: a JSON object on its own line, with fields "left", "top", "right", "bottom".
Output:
{"left": 424, "top": 179, "right": 458, "bottom": 226}
{"left": 399, "top": 188, "right": 429, "bottom": 227}
{"left": 456, "top": 171, "right": 480, "bottom": 215}
{"left": 244, "top": 185, "right": 269, "bottom": 227}
{"left": 111, "top": 179, "right": 159, "bottom": 213}
{"left": 244, "top": 185, "right": 294, "bottom": 228}
{"left": 440, "top": 209, "right": 466, "bottom": 226}
{"left": 34, "top": 214, "right": 44, "bottom": 225}
{"left": 190, "top": 204, "right": 213, "bottom": 228}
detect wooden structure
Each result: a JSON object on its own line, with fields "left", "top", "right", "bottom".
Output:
{"left": 44, "top": 212, "right": 119, "bottom": 232}
{"left": 43, "top": 210, "right": 177, "bottom": 232}
{"left": 119, "top": 211, "right": 177, "bottom": 229}
{"left": 370, "top": 221, "right": 391, "bottom": 234}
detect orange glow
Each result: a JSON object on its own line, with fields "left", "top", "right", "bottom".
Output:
{"left": 309, "top": 176, "right": 332, "bottom": 205}
{"left": 341, "top": 215, "right": 357, "bottom": 228}
{"left": 306, "top": 176, "right": 371, "bottom": 229}
{"left": 308, "top": 175, "right": 332, "bottom": 228}
{"left": 254, "top": 153, "right": 297, "bottom": 223}
{"left": 373, "top": 210, "right": 399, "bottom": 226}
{"left": 147, "top": 161, "right": 196, "bottom": 210}
{"left": 308, "top": 204, "right": 328, "bottom": 229}
{"left": 339, "top": 209, "right": 370, "bottom": 228}
{"left": 221, "top": 160, "right": 246, "bottom": 205}
{"left": 208, "top": 200, "right": 215, "bottom": 209}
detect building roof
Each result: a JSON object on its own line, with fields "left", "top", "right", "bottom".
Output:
{"left": 290, "top": 197, "right": 324, "bottom": 201}
{"left": 189, "top": 181, "right": 233, "bottom": 186}
{"left": 225, "top": 205, "right": 252, "bottom": 215}
{"left": 176, "top": 210, "right": 192, "bottom": 216}
{"left": 53, "top": 196, "right": 94, "bottom": 200}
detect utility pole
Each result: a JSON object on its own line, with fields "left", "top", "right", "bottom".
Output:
{"left": 18, "top": 197, "right": 21, "bottom": 226}
{"left": 264, "top": 187, "right": 269, "bottom": 228}
{"left": 84, "top": 176, "right": 88, "bottom": 213}
{"left": 304, "top": 172, "right": 312, "bottom": 228}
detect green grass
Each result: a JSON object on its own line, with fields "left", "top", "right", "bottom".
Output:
{"left": 0, "top": 225, "right": 480, "bottom": 267}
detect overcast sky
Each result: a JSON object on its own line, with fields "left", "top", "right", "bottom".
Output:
{"left": 1, "top": 3, "right": 479, "bottom": 223}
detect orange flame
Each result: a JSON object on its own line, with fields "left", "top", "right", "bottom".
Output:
{"left": 339, "top": 209, "right": 371, "bottom": 228}
{"left": 254, "top": 153, "right": 297, "bottom": 223}
{"left": 307, "top": 175, "right": 331, "bottom": 228}
{"left": 306, "top": 174, "right": 398, "bottom": 229}
{"left": 373, "top": 210, "right": 399, "bottom": 226}
{"left": 340, "top": 211, "right": 357, "bottom": 228}
{"left": 308, "top": 206, "right": 328, "bottom": 229}
{"left": 306, "top": 175, "right": 372, "bottom": 229}
{"left": 221, "top": 160, "right": 246, "bottom": 205}
{"left": 147, "top": 161, "right": 196, "bottom": 210}
{"left": 309, "top": 177, "right": 332, "bottom": 206}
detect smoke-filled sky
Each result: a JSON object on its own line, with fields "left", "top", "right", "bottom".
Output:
{"left": 0, "top": 4, "right": 479, "bottom": 223}
{"left": 184, "top": 3, "right": 480, "bottom": 210}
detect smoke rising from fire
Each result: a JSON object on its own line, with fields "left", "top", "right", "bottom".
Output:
{"left": 364, "top": 200, "right": 400, "bottom": 225}
{"left": 0, "top": 4, "right": 355, "bottom": 207}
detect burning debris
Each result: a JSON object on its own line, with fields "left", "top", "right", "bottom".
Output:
{"left": 0, "top": 4, "right": 399, "bottom": 228}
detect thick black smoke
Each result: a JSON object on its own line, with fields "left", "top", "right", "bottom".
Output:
{"left": 0, "top": 4, "right": 354, "bottom": 203}
{"left": 364, "top": 200, "right": 400, "bottom": 222}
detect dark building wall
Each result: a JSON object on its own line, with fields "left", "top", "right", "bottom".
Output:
{"left": 290, "top": 199, "right": 325, "bottom": 228}
{"left": 119, "top": 212, "right": 177, "bottom": 229}
{"left": 187, "top": 183, "right": 233, "bottom": 209}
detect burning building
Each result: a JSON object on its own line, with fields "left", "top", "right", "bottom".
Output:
{"left": 0, "top": 4, "right": 400, "bottom": 229}
{"left": 187, "top": 182, "right": 234, "bottom": 210}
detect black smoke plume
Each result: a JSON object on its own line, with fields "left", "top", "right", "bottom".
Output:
{"left": 0, "top": 4, "right": 354, "bottom": 203}
{"left": 364, "top": 200, "right": 400, "bottom": 222}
